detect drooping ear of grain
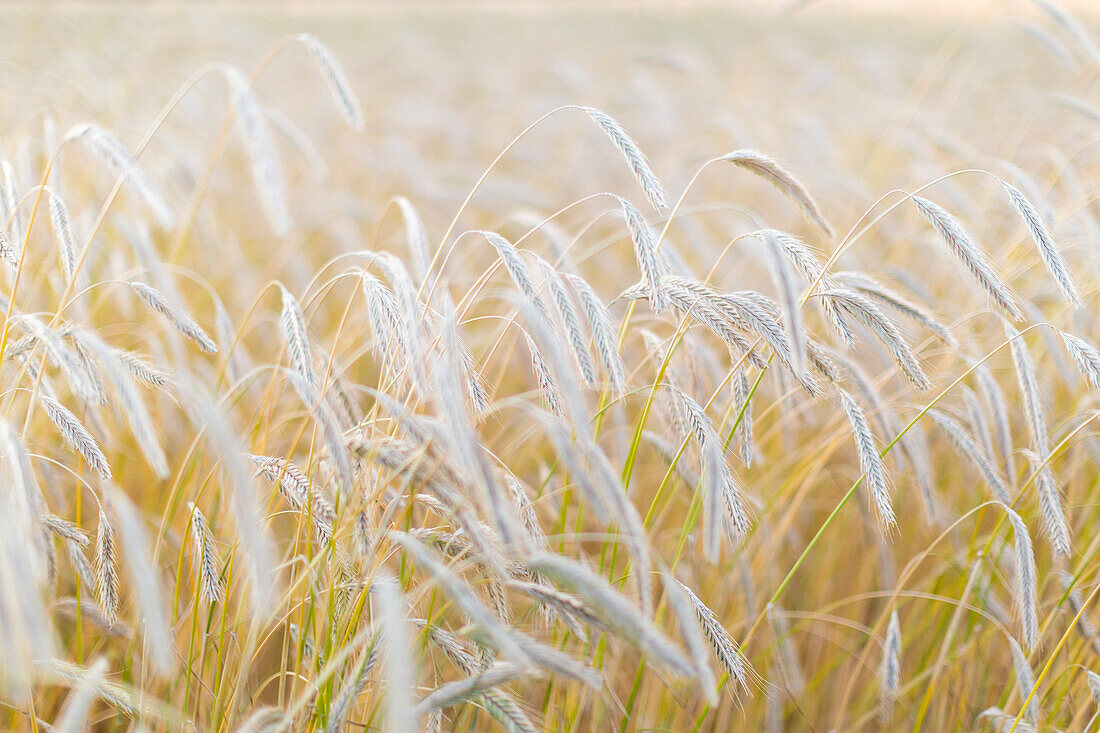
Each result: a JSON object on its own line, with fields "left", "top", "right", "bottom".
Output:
{"left": 1007, "top": 324, "right": 1072, "bottom": 557}
{"left": 927, "top": 409, "right": 1010, "bottom": 503}
{"left": 1004, "top": 505, "right": 1040, "bottom": 652}
{"left": 580, "top": 106, "right": 669, "bottom": 212}
{"left": 94, "top": 509, "right": 119, "bottom": 627}
{"left": 723, "top": 150, "right": 834, "bottom": 238}
{"left": 48, "top": 192, "right": 81, "bottom": 286}
{"left": 51, "top": 657, "right": 108, "bottom": 733}
{"left": 912, "top": 195, "right": 1022, "bottom": 321}
{"left": 1009, "top": 637, "right": 1041, "bottom": 726}
{"left": 758, "top": 229, "right": 807, "bottom": 376}
{"left": 1001, "top": 181, "right": 1081, "bottom": 307}
{"left": 839, "top": 389, "right": 895, "bottom": 533}
{"left": 675, "top": 578, "right": 756, "bottom": 697}
{"left": 1061, "top": 331, "right": 1100, "bottom": 389}
{"left": 295, "top": 34, "right": 365, "bottom": 131}
{"left": 128, "top": 281, "right": 218, "bottom": 354}
{"left": 187, "top": 503, "right": 224, "bottom": 605}
{"left": 878, "top": 611, "right": 902, "bottom": 723}
{"left": 37, "top": 388, "right": 111, "bottom": 479}
{"left": 277, "top": 283, "right": 318, "bottom": 392}
{"left": 618, "top": 196, "right": 668, "bottom": 314}
{"left": 222, "top": 66, "right": 290, "bottom": 235}
{"left": 1033, "top": 0, "right": 1100, "bottom": 66}
{"left": 64, "top": 125, "right": 174, "bottom": 229}
{"left": 105, "top": 487, "right": 174, "bottom": 676}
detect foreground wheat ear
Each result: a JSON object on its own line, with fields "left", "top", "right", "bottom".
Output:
{"left": 8, "top": 1, "right": 1100, "bottom": 730}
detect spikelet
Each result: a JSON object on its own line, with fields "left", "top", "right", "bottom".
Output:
{"left": 1057, "top": 572, "right": 1100, "bottom": 654}
{"left": 64, "top": 124, "right": 174, "bottom": 228}
{"left": 249, "top": 455, "right": 336, "bottom": 545}
{"left": 223, "top": 66, "right": 289, "bottom": 235}
{"left": 538, "top": 417, "right": 611, "bottom": 522}
{"left": 1061, "top": 331, "right": 1100, "bottom": 389}
{"left": 48, "top": 192, "right": 82, "bottom": 285}
{"left": 432, "top": 298, "right": 520, "bottom": 546}
{"left": 1003, "top": 506, "right": 1040, "bottom": 652}
{"left": 1007, "top": 325, "right": 1071, "bottom": 557}
{"left": 325, "top": 639, "right": 380, "bottom": 733}
{"left": 94, "top": 509, "right": 119, "bottom": 625}
{"left": 505, "top": 476, "right": 548, "bottom": 553}
{"left": 0, "top": 230, "right": 17, "bottom": 269}
{"left": 480, "top": 231, "right": 551, "bottom": 322}
{"left": 927, "top": 409, "right": 1010, "bottom": 503}
{"left": 536, "top": 257, "right": 596, "bottom": 384}
{"left": 295, "top": 34, "right": 364, "bottom": 131}
{"left": 630, "top": 278, "right": 763, "bottom": 370}
{"left": 416, "top": 663, "right": 529, "bottom": 714}
{"left": 836, "top": 271, "right": 954, "bottom": 348}
{"left": 52, "top": 657, "right": 109, "bottom": 733}
{"left": 188, "top": 503, "right": 224, "bottom": 605}
{"left": 722, "top": 149, "right": 834, "bottom": 238}
{"left": 525, "top": 334, "right": 566, "bottom": 416}
{"left": 277, "top": 283, "right": 318, "bottom": 392}
{"left": 43, "top": 514, "right": 90, "bottom": 548}
{"left": 1002, "top": 181, "right": 1081, "bottom": 307}
{"left": 878, "top": 611, "right": 902, "bottom": 723}
{"left": 72, "top": 330, "right": 170, "bottom": 477}
{"left": 757, "top": 229, "right": 807, "bottom": 375}
{"left": 528, "top": 553, "right": 693, "bottom": 678}
{"left": 235, "top": 707, "right": 292, "bottom": 733}
{"left": 394, "top": 534, "right": 528, "bottom": 665}
{"left": 733, "top": 369, "right": 755, "bottom": 467}
{"left": 839, "top": 389, "right": 895, "bottom": 533}
{"left": 107, "top": 488, "right": 174, "bottom": 675}
{"left": 113, "top": 348, "right": 168, "bottom": 388}
{"left": 185, "top": 386, "right": 280, "bottom": 616}
{"left": 579, "top": 106, "right": 669, "bottom": 211}
{"left": 38, "top": 658, "right": 140, "bottom": 719}
{"left": 419, "top": 619, "right": 484, "bottom": 674}
{"left": 506, "top": 579, "right": 600, "bottom": 639}
{"left": 1089, "top": 670, "right": 1100, "bottom": 705}
{"left": 822, "top": 288, "right": 931, "bottom": 390}
{"left": 479, "top": 690, "right": 538, "bottom": 733}
{"left": 395, "top": 196, "right": 432, "bottom": 282}
{"left": 1, "top": 160, "right": 23, "bottom": 257}
{"left": 1033, "top": 0, "right": 1100, "bottom": 66}
{"left": 675, "top": 387, "right": 744, "bottom": 554}
{"left": 128, "top": 281, "right": 218, "bottom": 353}
{"left": 975, "top": 364, "right": 1015, "bottom": 487}
{"left": 675, "top": 579, "right": 755, "bottom": 697}
{"left": 37, "top": 388, "right": 111, "bottom": 479}
{"left": 0, "top": 423, "right": 52, "bottom": 685}
{"left": 564, "top": 273, "right": 627, "bottom": 395}
{"left": 1009, "top": 637, "right": 1040, "bottom": 726}
{"left": 661, "top": 573, "right": 718, "bottom": 704}
{"left": 22, "top": 317, "right": 100, "bottom": 402}
{"left": 911, "top": 196, "right": 1022, "bottom": 320}
{"left": 618, "top": 197, "right": 668, "bottom": 313}
{"left": 977, "top": 707, "right": 1036, "bottom": 732}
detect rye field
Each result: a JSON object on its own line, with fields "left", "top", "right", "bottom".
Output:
{"left": 5, "top": 1, "right": 1100, "bottom": 730}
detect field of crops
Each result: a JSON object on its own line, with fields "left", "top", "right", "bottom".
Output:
{"left": 5, "top": 2, "right": 1100, "bottom": 730}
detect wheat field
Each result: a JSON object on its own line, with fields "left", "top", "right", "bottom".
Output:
{"left": 6, "top": 1, "right": 1100, "bottom": 730}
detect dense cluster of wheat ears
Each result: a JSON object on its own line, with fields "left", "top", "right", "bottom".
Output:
{"left": 10, "top": 2, "right": 1100, "bottom": 730}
